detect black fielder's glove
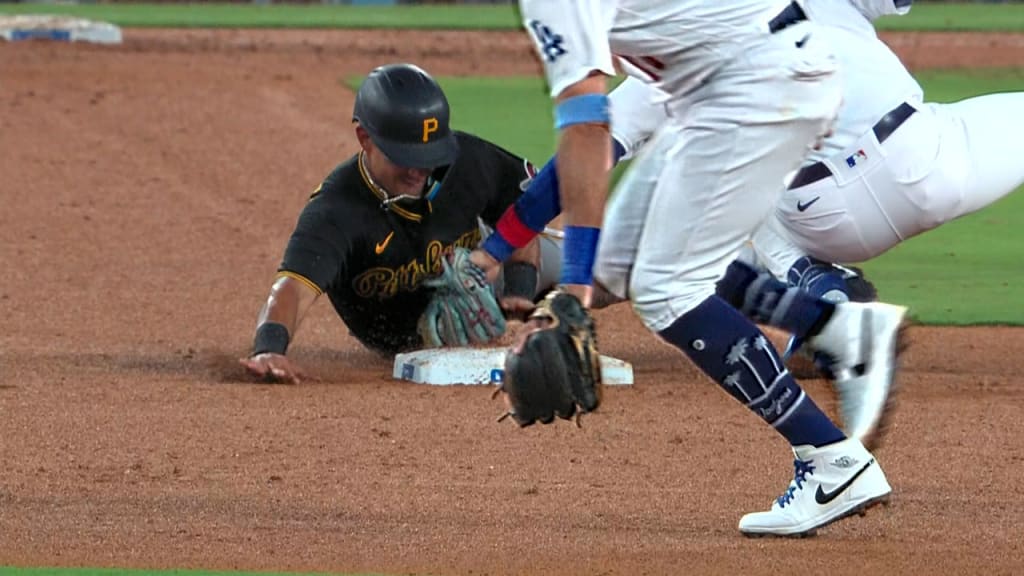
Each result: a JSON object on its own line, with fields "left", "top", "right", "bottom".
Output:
{"left": 496, "top": 290, "right": 603, "bottom": 427}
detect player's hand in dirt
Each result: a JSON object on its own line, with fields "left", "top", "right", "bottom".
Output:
{"left": 238, "top": 353, "right": 307, "bottom": 385}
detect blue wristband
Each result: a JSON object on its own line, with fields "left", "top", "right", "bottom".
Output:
{"left": 560, "top": 225, "right": 600, "bottom": 286}
{"left": 555, "top": 94, "right": 611, "bottom": 130}
{"left": 482, "top": 232, "right": 517, "bottom": 263}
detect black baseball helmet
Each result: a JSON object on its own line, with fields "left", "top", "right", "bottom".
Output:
{"left": 352, "top": 63, "right": 459, "bottom": 170}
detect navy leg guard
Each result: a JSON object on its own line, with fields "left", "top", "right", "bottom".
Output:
{"left": 788, "top": 256, "right": 851, "bottom": 303}
{"left": 784, "top": 257, "right": 879, "bottom": 361}
{"left": 717, "top": 260, "right": 835, "bottom": 339}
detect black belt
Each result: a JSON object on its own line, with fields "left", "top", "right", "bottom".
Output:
{"left": 769, "top": 1, "right": 808, "bottom": 34}
{"left": 788, "top": 102, "right": 917, "bottom": 189}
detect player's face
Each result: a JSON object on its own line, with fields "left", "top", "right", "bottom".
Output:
{"left": 372, "top": 151, "right": 432, "bottom": 197}
{"left": 356, "top": 126, "right": 431, "bottom": 197}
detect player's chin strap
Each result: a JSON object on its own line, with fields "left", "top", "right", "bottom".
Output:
{"left": 379, "top": 176, "right": 437, "bottom": 216}
{"left": 360, "top": 151, "right": 435, "bottom": 217}
{"left": 379, "top": 194, "right": 422, "bottom": 210}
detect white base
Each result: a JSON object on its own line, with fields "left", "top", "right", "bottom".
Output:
{"left": 0, "top": 15, "right": 123, "bottom": 44}
{"left": 394, "top": 347, "right": 634, "bottom": 386}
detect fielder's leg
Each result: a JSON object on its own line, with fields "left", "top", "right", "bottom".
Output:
{"left": 606, "top": 112, "right": 848, "bottom": 451}
{"left": 746, "top": 218, "right": 878, "bottom": 357}
{"left": 941, "top": 93, "right": 1024, "bottom": 216}
{"left": 597, "top": 25, "right": 891, "bottom": 536}
{"left": 774, "top": 94, "right": 1024, "bottom": 264}
{"left": 716, "top": 257, "right": 905, "bottom": 448}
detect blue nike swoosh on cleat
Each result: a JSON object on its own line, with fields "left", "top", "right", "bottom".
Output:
{"left": 815, "top": 459, "right": 875, "bottom": 505}
{"left": 795, "top": 34, "right": 810, "bottom": 48}
{"left": 797, "top": 197, "right": 820, "bottom": 212}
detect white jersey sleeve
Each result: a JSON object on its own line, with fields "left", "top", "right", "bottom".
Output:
{"left": 519, "top": 0, "right": 618, "bottom": 98}
{"left": 608, "top": 77, "right": 669, "bottom": 161}
{"left": 844, "top": 0, "right": 912, "bottom": 21}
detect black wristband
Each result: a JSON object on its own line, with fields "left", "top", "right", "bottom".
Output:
{"left": 252, "top": 322, "right": 290, "bottom": 356}
{"left": 501, "top": 262, "right": 539, "bottom": 301}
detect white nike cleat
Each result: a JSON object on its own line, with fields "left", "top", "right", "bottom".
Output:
{"left": 808, "top": 301, "right": 908, "bottom": 449}
{"left": 739, "top": 438, "right": 891, "bottom": 537}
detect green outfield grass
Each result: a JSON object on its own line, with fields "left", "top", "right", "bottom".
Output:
{"left": 0, "top": 3, "right": 517, "bottom": 29}
{"left": 875, "top": 3, "right": 1024, "bottom": 31}
{"left": 4, "top": 2, "right": 1024, "bottom": 31}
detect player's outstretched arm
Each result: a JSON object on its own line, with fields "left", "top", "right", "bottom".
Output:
{"left": 475, "top": 79, "right": 621, "bottom": 303}
{"left": 552, "top": 73, "right": 611, "bottom": 307}
{"left": 477, "top": 74, "right": 664, "bottom": 274}
{"left": 238, "top": 275, "right": 320, "bottom": 384}
{"left": 477, "top": 136, "right": 628, "bottom": 271}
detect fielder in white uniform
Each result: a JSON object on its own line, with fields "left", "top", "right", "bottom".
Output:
{"left": 601, "top": 0, "right": 1024, "bottom": 357}
{"left": 514, "top": 0, "right": 904, "bottom": 537}
{"left": 752, "top": 0, "right": 1024, "bottom": 284}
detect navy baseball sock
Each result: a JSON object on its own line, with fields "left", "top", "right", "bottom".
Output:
{"left": 717, "top": 260, "right": 834, "bottom": 339}
{"left": 659, "top": 296, "right": 845, "bottom": 447}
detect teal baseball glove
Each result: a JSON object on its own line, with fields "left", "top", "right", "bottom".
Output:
{"left": 417, "top": 247, "right": 507, "bottom": 348}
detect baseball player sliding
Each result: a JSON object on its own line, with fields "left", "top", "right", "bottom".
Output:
{"left": 240, "top": 64, "right": 561, "bottom": 383}
{"left": 485, "top": 0, "right": 906, "bottom": 538}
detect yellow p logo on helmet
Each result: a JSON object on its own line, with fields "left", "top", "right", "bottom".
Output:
{"left": 422, "top": 117, "right": 438, "bottom": 142}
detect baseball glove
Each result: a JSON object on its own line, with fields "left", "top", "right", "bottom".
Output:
{"left": 418, "top": 247, "right": 507, "bottom": 348}
{"left": 497, "top": 290, "right": 602, "bottom": 427}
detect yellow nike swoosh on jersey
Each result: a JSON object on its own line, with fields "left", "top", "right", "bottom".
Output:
{"left": 375, "top": 231, "right": 395, "bottom": 255}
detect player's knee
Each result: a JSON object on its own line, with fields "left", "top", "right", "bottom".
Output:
{"left": 715, "top": 259, "right": 762, "bottom": 309}
{"left": 629, "top": 277, "right": 714, "bottom": 333}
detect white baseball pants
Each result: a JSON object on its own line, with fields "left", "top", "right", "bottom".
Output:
{"left": 595, "top": 22, "right": 842, "bottom": 332}
{"left": 753, "top": 92, "right": 1024, "bottom": 274}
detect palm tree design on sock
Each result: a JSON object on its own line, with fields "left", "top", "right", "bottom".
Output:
{"left": 725, "top": 334, "right": 800, "bottom": 424}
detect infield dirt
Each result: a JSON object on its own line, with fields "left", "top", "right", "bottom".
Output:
{"left": 2, "top": 29, "right": 1023, "bottom": 576}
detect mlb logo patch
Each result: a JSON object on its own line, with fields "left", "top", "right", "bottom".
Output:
{"left": 490, "top": 368, "right": 504, "bottom": 384}
{"left": 402, "top": 363, "right": 416, "bottom": 380}
{"left": 846, "top": 149, "right": 868, "bottom": 168}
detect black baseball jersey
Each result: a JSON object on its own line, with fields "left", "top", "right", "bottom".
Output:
{"left": 279, "top": 131, "right": 533, "bottom": 354}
